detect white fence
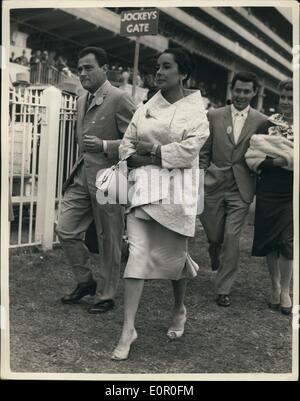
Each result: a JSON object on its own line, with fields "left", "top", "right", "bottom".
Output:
{"left": 9, "top": 86, "right": 78, "bottom": 249}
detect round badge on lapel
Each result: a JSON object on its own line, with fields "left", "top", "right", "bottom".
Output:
{"left": 227, "top": 126, "right": 233, "bottom": 135}
{"left": 96, "top": 97, "right": 104, "bottom": 106}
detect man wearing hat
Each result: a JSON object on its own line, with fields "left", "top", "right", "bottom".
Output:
{"left": 12, "top": 73, "right": 31, "bottom": 121}
{"left": 13, "top": 72, "right": 31, "bottom": 88}
{"left": 56, "top": 47, "right": 136, "bottom": 314}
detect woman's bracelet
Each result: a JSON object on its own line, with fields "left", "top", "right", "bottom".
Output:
{"left": 150, "top": 144, "right": 161, "bottom": 159}
{"left": 150, "top": 144, "right": 159, "bottom": 156}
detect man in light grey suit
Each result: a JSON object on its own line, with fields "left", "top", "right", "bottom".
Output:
{"left": 56, "top": 47, "right": 136, "bottom": 313}
{"left": 199, "top": 71, "right": 269, "bottom": 307}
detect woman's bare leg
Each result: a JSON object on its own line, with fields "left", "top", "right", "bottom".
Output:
{"left": 112, "top": 278, "right": 144, "bottom": 358}
{"left": 266, "top": 251, "right": 281, "bottom": 305}
{"left": 279, "top": 255, "right": 293, "bottom": 308}
{"left": 168, "top": 279, "right": 187, "bottom": 336}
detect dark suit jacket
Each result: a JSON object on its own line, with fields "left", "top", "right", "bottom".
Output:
{"left": 199, "top": 105, "right": 269, "bottom": 203}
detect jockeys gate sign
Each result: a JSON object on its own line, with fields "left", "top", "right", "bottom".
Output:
{"left": 120, "top": 8, "right": 159, "bottom": 36}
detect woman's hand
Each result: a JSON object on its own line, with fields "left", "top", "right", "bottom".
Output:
{"left": 133, "top": 140, "right": 153, "bottom": 156}
{"left": 127, "top": 154, "right": 161, "bottom": 168}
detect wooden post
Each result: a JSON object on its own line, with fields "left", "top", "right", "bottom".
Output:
{"left": 36, "top": 86, "right": 62, "bottom": 250}
{"left": 226, "top": 70, "right": 234, "bottom": 102}
{"left": 132, "top": 36, "right": 141, "bottom": 100}
{"left": 37, "top": 63, "right": 41, "bottom": 84}
{"left": 257, "top": 83, "right": 265, "bottom": 112}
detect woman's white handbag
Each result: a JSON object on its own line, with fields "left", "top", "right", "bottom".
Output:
{"left": 95, "top": 160, "right": 128, "bottom": 204}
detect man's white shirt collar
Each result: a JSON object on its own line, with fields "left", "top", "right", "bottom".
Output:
{"left": 90, "top": 79, "right": 109, "bottom": 98}
{"left": 231, "top": 104, "right": 250, "bottom": 117}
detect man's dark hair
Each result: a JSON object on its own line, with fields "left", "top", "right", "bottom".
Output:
{"left": 160, "top": 47, "right": 194, "bottom": 84}
{"left": 231, "top": 71, "right": 259, "bottom": 91}
{"left": 78, "top": 47, "right": 108, "bottom": 67}
{"left": 278, "top": 78, "right": 293, "bottom": 92}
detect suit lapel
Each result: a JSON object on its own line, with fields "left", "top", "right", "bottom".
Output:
{"left": 222, "top": 105, "right": 235, "bottom": 145}
{"left": 86, "top": 80, "right": 111, "bottom": 114}
{"left": 236, "top": 107, "right": 255, "bottom": 146}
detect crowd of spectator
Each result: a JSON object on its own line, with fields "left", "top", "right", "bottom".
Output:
{"left": 10, "top": 50, "right": 29, "bottom": 65}
{"left": 106, "top": 62, "right": 157, "bottom": 90}
{"left": 10, "top": 49, "right": 224, "bottom": 110}
{"left": 11, "top": 49, "right": 158, "bottom": 92}
{"left": 10, "top": 49, "right": 73, "bottom": 77}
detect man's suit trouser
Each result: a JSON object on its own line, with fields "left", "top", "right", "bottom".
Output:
{"left": 200, "top": 189, "right": 250, "bottom": 295}
{"left": 56, "top": 164, "right": 124, "bottom": 301}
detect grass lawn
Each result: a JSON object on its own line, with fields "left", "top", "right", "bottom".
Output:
{"left": 8, "top": 216, "right": 293, "bottom": 374}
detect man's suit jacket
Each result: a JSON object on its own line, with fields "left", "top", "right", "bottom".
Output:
{"left": 199, "top": 105, "right": 269, "bottom": 203}
{"left": 68, "top": 80, "right": 136, "bottom": 193}
{"left": 69, "top": 81, "right": 135, "bottom": 253}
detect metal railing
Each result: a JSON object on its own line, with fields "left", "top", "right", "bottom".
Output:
{"left": 9, "top": 86, "right": 79, "bottom": 249}
{"left": 54, "top": 91, "right": 78, "bottom": 242}
{"left": 9, "top": 87, "right": 46, "bottom": 248}
{"left": 30, "top": 63, "right": 62, "bottom": 87}
{"left": 29, "top": 63, "right": 134, "bottom": 91}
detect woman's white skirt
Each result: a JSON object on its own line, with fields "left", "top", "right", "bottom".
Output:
{"left": 124, "top": 209, "right": 199, "bottom": 280}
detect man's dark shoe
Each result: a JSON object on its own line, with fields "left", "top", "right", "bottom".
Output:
{"left": 216, "top": 294, "right": 231, "bottom": 307}
{"left": 88, "top": 299, "right": 115, "bottom": 314}
{"left": 61, "top": 279, "right": 97, "bottom": 304}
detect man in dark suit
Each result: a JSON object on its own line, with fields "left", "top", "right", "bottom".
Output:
{"left": 56, "top": 47, "right": 136, "bottom": 313}
{"left": 199, "top": 71, "right": 269, "bottom": 307}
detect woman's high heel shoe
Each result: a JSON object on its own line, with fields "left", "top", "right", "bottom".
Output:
{"left": 280, "top": 306, "right": 292, "bottom": 315}
{"left": 268, "top": 302, "right": 280, "bottom": 311}
{"left": 280, "top": 293, "right": 292, "bottom": 316}
{"left": 167, "top": 310, "right": 187, "bottom": 339}
{"left": 268, "top": 288, "right": 281, "bottom": 311}
{"left": 111, "top": 330, "right": 138, "bottom": 361}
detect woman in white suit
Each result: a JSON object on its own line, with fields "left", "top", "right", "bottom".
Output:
{"left": 111, "top": 48, "right": 209, "bottom": 360}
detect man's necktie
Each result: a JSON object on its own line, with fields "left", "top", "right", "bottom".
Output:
{"left": 85, "top": 94, "right": 94, "bottom": 114}
{"left": 233, "top": 112, "right": 244, "bottom": 144}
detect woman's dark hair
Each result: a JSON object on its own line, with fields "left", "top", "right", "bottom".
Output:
{"left": 160, "top": 47, "right": 194, "bottom": 84}
{"left": 278, "top": 78, "right": 293, "bottom": 92}
{"left": 231, "top": 71, "right": 259, "bottom": 91}
{"left": 78, "top": 47, "right": 108, "bottom": 67}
